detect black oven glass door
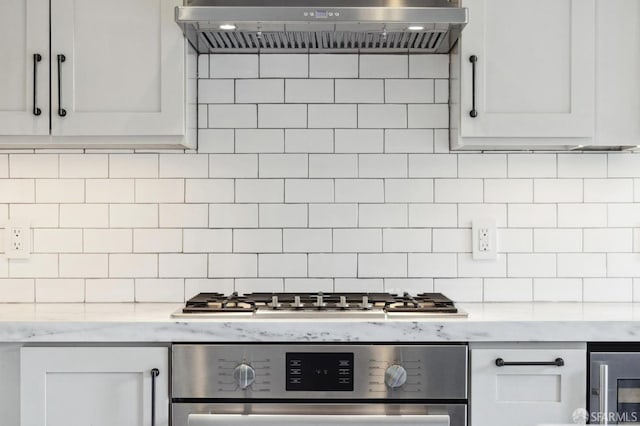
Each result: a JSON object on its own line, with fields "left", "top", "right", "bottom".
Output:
{"left": 591, "top": 352, "right": 640, "bottom": 424}
{"left": 188, "top": 414, "right": 449, "bottom": 425}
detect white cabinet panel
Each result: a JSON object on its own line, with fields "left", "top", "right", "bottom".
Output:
{"left": 458, "top": 0, "right": 595, "bottom": 139}
{"left": 0, "top": 0, "right": 49, "bottom": 135}
{"left": 21, "top": 346, "right": 169, "bottom": 426}
{"left": 595, "top": 0, "right": 640, "bottom": 146}
{"left": 471, "top": 345, "right": 586, "bottom": 426}
{"left": 50, "top": 0, "right": 184, "bottom": 137}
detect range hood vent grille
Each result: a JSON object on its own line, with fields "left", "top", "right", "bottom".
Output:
{"left": 199, "top": 29, "right": 448, "bottom": 53}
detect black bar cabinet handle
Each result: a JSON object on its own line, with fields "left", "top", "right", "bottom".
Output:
{"left": 151, "top": 368, "right": 159, "bottom": 426}
{"left": 469, "top": 55, "right": 478, "bottom": 118}
{"left": 495, "top": 357, "right": 564, "bottom": 367}
{"left": 57, "top": 54, "right": 67, "bottom": 117}
{"left": 32, "top": 54, "right": 42, "bottom": 116}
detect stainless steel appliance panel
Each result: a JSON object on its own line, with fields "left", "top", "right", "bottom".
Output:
{"left": 590, "top": 351, "right": 640, "bottom": 424}
{"left": 172, "top": 344, "right": 468, "bottom": 400}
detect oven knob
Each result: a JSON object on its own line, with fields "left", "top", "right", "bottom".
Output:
{"left": 384, "top": 364, "right": 407, "bottom": 389}
{"left": 233, "top": 363, "right": 256, "bottom": 389}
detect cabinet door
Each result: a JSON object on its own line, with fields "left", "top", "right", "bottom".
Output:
{"left": 459, "top": 0, "right": 595, "bottom": 139}
{"left": 50, "top": 0, "right": 184, "bottom": 137}
{"left": 596, "top": 0, "right": 640, "bottom": 146}
{"left": 21, "top": 346, "right": 169, "bottom": 426}
{"left": 471, "top": 346, "right": 586, "bottom": 426}
{"left": 0, "top": 0, "right": 49, "bottom": 135}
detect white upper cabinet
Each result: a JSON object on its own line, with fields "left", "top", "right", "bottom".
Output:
{"left": 51, "top": 0, "right": 185, "bottom": 139}
{"left": 0, "top": 0, "right": 192, "bottom": 148}
{"left": 453, "top": 0, "right": 595, "bottom": 148}
{"left": 0, "top": 0, "right": 49, "bottom": 136}
{"left": 595, "top": 0, "right": 640, "bottom": 147}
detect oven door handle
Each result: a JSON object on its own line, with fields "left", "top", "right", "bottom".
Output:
{"left": 599, "top": 363, "right": 608, "bottom": 425}
{"left": 187, "top": 414, "right": 451, "bottom": 426}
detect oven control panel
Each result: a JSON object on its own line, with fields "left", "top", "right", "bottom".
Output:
{"left": 172, "top": 344, "right": 467, "bottom": 400}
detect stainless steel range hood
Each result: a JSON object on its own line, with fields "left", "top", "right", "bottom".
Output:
{"left": 176, "top": 0, "right": 467, "bottom": 54}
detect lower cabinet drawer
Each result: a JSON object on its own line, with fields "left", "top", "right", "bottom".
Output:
{"left": 471, "top": 344, "right": 586, "bottom": 426}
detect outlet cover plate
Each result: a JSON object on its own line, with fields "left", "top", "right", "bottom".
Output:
{"left": 472, "top": 219, "right": 497, "bottom": 260}
{"left": 4, "top": 220, "right": 31, "bottom": 259}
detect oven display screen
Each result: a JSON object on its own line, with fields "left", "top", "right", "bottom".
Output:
{"left": 286, "top": 352, "right": 354, "bottom": 391}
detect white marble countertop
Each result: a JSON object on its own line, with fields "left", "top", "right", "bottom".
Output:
{"left": 2, "top": 302, "right": 640, "bottom": 342}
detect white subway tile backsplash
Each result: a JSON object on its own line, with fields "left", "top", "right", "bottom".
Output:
{"left": 384, "top": 229, "right": 430, "bottom": 253}
{"left": 458, "top": 254, "right": 507, "bottom": 278}
{"left": 109, "top": 154, "right": 158, "bottom": 178}
{"left": 335, "top": 179, "right": 383, "bottom": 203}
{"left": 386, "top": 79, "right": 434, "bottom": 103}
{"left": 409, "top": 204, "right": 457, "bottom": 228}
{"left": 234, "top": 229, "right": 282, "bottom": 253}
{"left": 433, "top": 278, "right": 482, "bottom": 302}
{"left": 608, "top": 204, "right": 640, "bottom": 227}
{"left": 285, "top": 179, "right": 333, "bottom": 203}
{"left": 0, "top": 279, "right": 33, "bottom": 302}
{"left": 210, "top": 154, "right": 257, "bottom": 178}
{"left": 135, "top": 179, "right": 184, "bottom": 203}
{"left": 483, "top": 278, "right": 532, "bottom": 302}
{"left": 159, "top": 204, "right": 208, "bottom": 228}
{"left": 309, "top": 254, "right": 356, "bottom": 277}
{"left": 9, "top": 254, "right": 58, "bottom": 278}
{"left": 434, "top": 179, "right": 483, "bottom": 203}
{"left": 185, "top": 278, "right": 234, "bottom": 299}
{"left": 333, "top": 229, "right": 381, "bottom": 253}
{"left": 409, "top": 55, "right": 449, "bottom": 78}
{"left": 135, "top": 278, "right": 184, "bottom": 302}
{"left": 209, "top": 105, "right": 257, "bottom": 128}
{"left": 159, "top": 254, "right": 207, "bottom": 278}
{"left": 358, "top": 105, "right": 407, "bottom": 129}
{"left": 184, "top": 229, "right": 231, "bottom": 253}
{"left": 33, "top": 229, "right": 82, "bottom": 253}
{"left": 359, "top": 254, "right": 406, "bottom": 277}
{"left": 408, "top": 104, "right": 448, "bottom": 128}
{"left": 309, "top": 204, "right": 358, "bottom": 228}
{"left": 534, "top": 229, "right": 582, "bottom": 253}
{"left": 508, "top": 254, "right": 556, "bottom": 278}
{"left": 199, "top": 79, "right": 234, "bottom": 104}
{"left": 110, "top": 204, "right": 158, "bottom": 228}
{"left": 210, "top": 54, "right": 258, "bottom": 78}
{"left": 434, "top": 80, "right": 449, "bottom": 103}
{"left": 86, "top": 179, "right": 134, "bottom": 203}
{"left": 259, "top": 105, "right": 308, "bottom": 128}
{"left": 159, "top": 154, "right": 208, "bottom": 178}
{"left": 385, "top": 278, "right": 434, "bottom": 294}
{"left": 236, "top": 79, "right": 284, "bottom": 103}
{"left": 309, "top": 105, "right": 357, "bottom": 128}
{"left": 59, "top": 154, "right": 108, "bottom": 178}
{"left": 210, "top": 204, "right": 258, "bottom": 229}
{"left": 260, "top": 204, "right": 307, "bottom": 228}
{"left": 558, "top": 253, "right": 606, "bottom": 277}
{"left": 86, "top": 279, "right": 134, "bottom": 302}
{"left": 558, "top": 154, "right": 607, "bottom": 178}
{"left": 498, "top": 229, "right": 533, "bottom": 253}
{"left": 608, "top": 155, "right": 640, "bottom": 177}
{"left": 584, "top": 278, "right": 632, "bottom": 302}
{"left": 359, "top": 154, "right": 407, "bottom": 178}
{"left": 260, "top": 54, "right": 308, "bottom": 78}
{"left": 432, "top": 229, "right": 470, "bottom": 253}
{"left": 360, "top": 55, "right": 408, "bottom": 78}
{"left": 236, "top": 278, "right": 284, "bottom": 294}
{"left": 209, "top": 254, "right": 257, "bottom": 277}
{"left": 197, "top": 129, "right": 235, "bottom": 153}
{"left": 485, "top": 179, "right": 532, "bottom": 203}
{"left": 309, "top": 154, "right": 357, "bottom": 178}
{"left": 0, "top": 155, "right": 8, "bottom": 178}
{"left": 284, "top": 229, "right": 332, "bottom": 253}
{"left": 0, "top": 180, "right": 35, "bottom": 203}
{"left": 335, "top": 80, "right": 383, "bottom": 104}
{"left": 508, "top": 204, "right": 556, "bottom": 228}
{"left": 36, "top": 179, "right": 84, "bottom": 203}
{"left": 359, "top": 204, "right": 407, "bottom": 228}
{"left": 133, "top": 229, "right": 181, "bottom": 253}
{"left": 459, "top": 154, "right": 507, "bottom": 178}
{"left": 260, "top": 154, "right": 308, "bottom": 178}
{"left": 286, "top": 79, "right": 334, "bottom": 103}
{"left": 409, "top": 154, "right": 457, "bottom": 177}
{"left": 385, "top": 129, "right": 434, "bottom": 153}
{"left": 584, "top": 228, "right": 632, "bottom": 253}
{"left": 285, "top": 129, "right": 333, "bottom": 153}
{"left": 310, "top": 55, "right": 358, "bottom": 78}
{"left": 534, "top": 179, "right": 582, "bottom": 203}
{"left": 236, "top": 129, "right": 284, "bottom": 153}
{"left": 60, "top": 204, "right": 108, "bottom": 228}
{"left": 508, "top": 154, "right": 557, "bottom": 178}
{"left": 10, "top": 154, "right": 57, "bottom": 178}
{"left": 607, "top": 253, "right": 640, "bottom": 277}
{"left": 185, "top": 179, "right": 234, "bottom": 203}
{"left": 285, "top": 278, "right": 334, "bottom": 292}
{"left": 533, "top": 278, "right": 583, "bottom": 302}
{"left": 385, "top": 179, "right": 433, "bottom": 203}
{"left": 584, "top": 179, "right": 634, "bottom": 203}
{"left": 335, "top": 278, "right": 384, "bottom": 292}
{"left": 409, "top": 253, "right": 456, "bottom": 277}
{"left": 84, "top": 229, "right": 132, "bottom": 253}
{"left": 558, "top": 204, "right": 607, "bottom": 228}
{"left": 259, "top": 254, "right": 307, "bottom": 277}
{"left": 60, "top": 254, "right": 108, "bottom": 278}
{"left": 109, "top": 254, "right": 156, "bottom": 278}
{"left": 335, "top": 129, "right": 383, "bottom": 153}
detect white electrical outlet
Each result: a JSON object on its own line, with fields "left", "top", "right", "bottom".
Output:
{"left": 4, "top": 220, "right": 30, "bottom": 259}
{"left": 472, "top": 219, "right": 497, "bottom": 260}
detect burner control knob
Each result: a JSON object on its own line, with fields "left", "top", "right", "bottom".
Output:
{"left": 233, "top": 363, "right": 256, "bottom": 390}
{"left": 384, "top": 364, "right": 407, "bottom": 389}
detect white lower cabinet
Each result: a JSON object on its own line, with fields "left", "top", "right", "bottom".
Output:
{"left": 471, "top": 343, "right": 586, "bottom": 426}
{"left": 20, "top": 346, "right": 169, "bottom": 426}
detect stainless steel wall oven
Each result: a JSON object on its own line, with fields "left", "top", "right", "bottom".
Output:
{"left": 171, "top": 343, "right": 468, "bottom": 426}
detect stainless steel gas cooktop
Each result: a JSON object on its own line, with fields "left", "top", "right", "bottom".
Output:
{"left": 172, "top": 292, "right": 467, "bottom": 319}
